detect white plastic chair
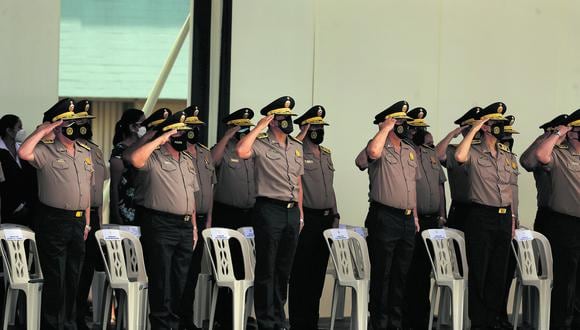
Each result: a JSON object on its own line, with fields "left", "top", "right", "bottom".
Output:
{"left": 422, "top": 228, "right": 467, "bottom": 330}
{"left": 202, "top": 228, "right": 254, "bottom": 330}
{"left": 323, "top": 228, "right": 370, "bottom": 330}
{"left": 0, "top": 224, "right": 43, "bottom": 330}
{"left": 237, "top": 226, "right": 256, "bottom": 268}
{"left": 193, "top": 247, "right": 214, "bottom": 328}
{"left": 511, "top": 229, "right": 553, "bottom": 330}
{"left": 95, "top": 228, "right": 148, "bottom": 330}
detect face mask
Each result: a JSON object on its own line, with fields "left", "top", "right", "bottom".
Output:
{"left": 394, "top": 123, "right": 409, "bottom": 140}
{"left": 137, "top": 126, "right": 147, "bottom": 138}
{"left": 488, "top": 122, "right": 505, "bottom": 140}
{"left": 15, "top": 129, "right": 27, "bottom": 143}
{"left": 61, "top": 122, "right": 80, "bottom": 141}
{"left": 79, "top": 123, "right": 93, "bottom": 140}
{"left": 186, "top": 127, "right": 200, "bottom": 144}
{"left": 277, "top": 117, "right": 294, "bottom": 135}
{"left": 502, "top": 137, "right": 514, "bottom": 151}
{"left": 170, "top": 134, "right": 188, "bottom": 152}
{"left": 412, "top": 129, "right": 427, "bottom": 146}
{"left": 308, "top": 129, "right": 324, "bottom": 145}
{"left": 235, "top": 127, "right": 250, "bottom": 140}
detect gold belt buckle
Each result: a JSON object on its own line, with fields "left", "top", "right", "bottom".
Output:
{"left": 498, "top": 208, "right": 507, "bottom": 214}
{"left": 75, "top": 211, "right": 83, "bottom": 218}
{"left": 287, "top": 202, "right": 294, "bottom": 209}
{"left": 324, "top": 210, "right": 330, "bottom": 216}
{"left": 405, "top": 209, "right": 412, "bottom": 216}
{"left": 184, "top": 215, "right": 191, "bottom": 222}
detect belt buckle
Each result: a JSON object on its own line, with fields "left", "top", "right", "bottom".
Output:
{"left": 404, "top": 209, "right": 412, "bottom": 216}
{"left": 75, "top": 211, "right": 83, "bottom": 218}
{"left": 498, "top": 208, "right": 507, "bottom": 214}
{"left": 184, "top": 215, "right": 191, "bottom": 222}
{"left": 324, "top": 210, "right": 330, "bottom": 216}
{"left": 286, "top": 202, "right": 294, "bottom": 209}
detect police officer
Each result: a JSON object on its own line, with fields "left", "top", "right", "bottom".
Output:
{"left": 288, "top": 105, "right": 339, "bottom": 329}
{"left": 72, "top": 100, "right": 109, "bottom": 330}
{"left": 179, "top": 106, "right": 217, "bottom": 330}
{"left": 211, "top": 108, "right": 256, "bottom": 328}
{"left": 128, "top": 111, "right": 199, "bottom": 330}
{"left": 402, "top": 107, "right": 447, "bottom": 330}
{"left": 354, "top": 100, "right": 420, "bottom": 330}
{"left": 236, "top": 96, "right": 304, "bottom": 330}
{"left": 535, "top": 109, "right": 580, "bottom": 329}
{"left": 435, "top": 106, "right": 482, "bottom": 231}
{"left": 18, "top": 99, "right": 93, "bottom": 329}
{"left": 454, "top": 102, "right": 517, "bottom": 329}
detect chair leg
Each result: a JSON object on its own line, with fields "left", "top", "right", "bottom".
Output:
{"left": 92, "top": 271, "right": 107, "bottom": 327}
{"left": 208, "top": 283, "right": 219, "bottom": 330}
{"left": 354, "top": 282, "right": 369, "bottom": 330}
{"left": 451, "top": 282, "right": 464, "bottom": 330}
{"left": 232, "top": 284, "right": 246, "bottom": 330}
{"left": 101, "top": 285, "right": 113, "bottom": 330}
{"left": 438, "top": 287, "right": 449, "bottom": 330}
{"left": 3, "top": 288, "right": 18, "bottom": 329}
{"left": 428, "top": 285, "right": 438, "bottom": 330}
{"left": 25, "top": 285, "right": 42, "bottom": 330}
{"left": 538, "top": 283, "right": 551, "bottom": 330}
{"left": 244, "top": 287, "right": 253, "bottom": 329}
{"left": 512, "top": 282, "right": 522, "bottom": 330}
{"left": 330, "top": 281, "right": 339, "bottom": 330}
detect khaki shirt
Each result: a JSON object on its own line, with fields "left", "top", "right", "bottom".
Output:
{"left": 302, "top": 145, "right": 337, "bottom": 210}
{"left": 462, "top": 142, "right": 515, "bottom": 207}
{"left": 191, "top": 144, "right": 217, "bottom": 214}
{"left": 416, "top": 145, "right": 447, "bottom": 215}
{"left": 543, "top": 142, "right": 580, "bottom": 217}
{"left": 443, "top": 145, "right": 470, "bottom": 204}
{"left": 136, "top": 145, "right": 199, "bottom": 215}
{"left": 509, "top": 152, "right": 520, "bottom": 218}
{"left": 31, "top": 139, "right": 93, "bottom": 210}
{"left": 213, "top": 139, "right": 256, "bottom": 209}
{"left": 86, "top": 140, "right": 109, "bottom": 208}
{"left": 356, "top": 140, "right": 420, "bottom": 210}
{"left": 251, "top": 129, "right": 304, "bottom": 202}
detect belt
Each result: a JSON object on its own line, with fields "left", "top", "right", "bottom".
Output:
{"left": 139, "top": 207, "right": 192, "bottom": 222}
{"left": 213, "top": 201, "right": 253, "bottom": 213}
{"left": 90, "top": 207, "right": 99, "bottom": 212}
{"left": 451, "top": 200, "right": 471, "bottom": 208}
{"left": 370, "top": 201, "right": 413, "bottom": 216}
{"left": 40, "top": 203, "right": 85, "bottom": 219}
{"left": 472, "top": 202, "right": 511, "bottom": 215}
{"left": 303, "top": 207, "right": 333, "bottom": 216}
{"left": 257, "top": 197, "right": 297, "bottom": 209}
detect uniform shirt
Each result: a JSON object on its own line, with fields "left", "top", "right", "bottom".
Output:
{"left": 0, "top": 161, "right": 4, "bottom": 182}
{"left": 542, "top": 141, "right": 580, "bottom": 218}
{"left": 443, "top": 144, "right": 470, "bottom": 204}
{"left": 86, "top": 140, "right": 109, "bottom": 208}
{"left": 462, "top": 141, "right": 515, "bottom": 207}
{"left": 416, "top": 145, "right": 447, "bottom": 215}
{"left": 251, "top": 129, "right": 304, "bottom": 202}
{"left": 136, "top": 145, "right": 199, "bottom": 215}
{"left": 30, "top": 139, "right": 93, "bottom": 210}
{"left": 355, "top": 140, "right": 420, "bottom": 210}
{"left": 509, "top": 152, "right": 520, "bottom": 218}
{"left": 191, "top": 143, "right": 217, "bottom": 215}
{"left": 520, "top": 141, "right": 551, "bottom": 208}
{"left": 302, "top": 145, "right": 337, "bottom": 210}
{"left": 213, "top": 139, "right": 256, "bottom": 209}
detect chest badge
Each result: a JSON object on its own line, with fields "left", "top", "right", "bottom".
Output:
{"left": 84, "top": 157, "right": 92, "bottom": 166}
{"left": 409, "top": 152, "right": 415, "bottom": 161}
{"left": 295, "top": 149, "right": 301, "bottom": 157}
{"left": 512, "top": 161, "right": 517, "bottom": 170}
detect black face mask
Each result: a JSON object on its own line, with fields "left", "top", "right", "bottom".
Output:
{"left": 394, "top": 123, "right": 409, "bottom": 140}
{"left": 186, "top": 127, "right": 200, "bottom": 144}
{"left": 412, "top": 129, "right": 427, "bottom": 146}
{"left": 170, "top": 134, "right": 188, "bottom": 152}
{"left": 277, "top": 117, "right": 294, "bottom": 135}
{"left": 235, "top": 127, "right": 250, "bottom": 140}
{"left": 489, "top": 123, "right": 506, "bottom": 140}
{"left": 62, "top": 122, "right": 80, "bottom": 141}
{"left": 308, "top": 129, "right": 324, "bottom": 145}
{"left": 79, "top": 123, "right": 93, "bottom": 140}
{"left": 502, "top": 137, "right": 514, "bottom": 151}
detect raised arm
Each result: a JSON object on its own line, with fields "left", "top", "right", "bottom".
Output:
{"left": 366, "top": 118, "right": 396, "bottom": 160}
{"left": 211, "top": 126, "right": 239, "bottom": 166}
{"left": 237, "top": 115, "right": 273, "bottom": 159}
{"left": 519, "top": 133, "right": 547, "bottom": 171}
{"left": 536, "top": 125, "right": 571, "bottom": 164}
{"left": 435, "top": 126, "right": 464, "bottom": 163}
{"left": 455, "top": 119, "right": 488, "bottom": 164}
{"left": 18, "top": 121, "right": 62, "bottom": 161}
{"left": 128, "top": 129, "right": 176, "bottom": 169}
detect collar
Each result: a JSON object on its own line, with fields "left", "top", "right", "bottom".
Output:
{"left": 267, "top": 128, "right": 287, "bottom": 146}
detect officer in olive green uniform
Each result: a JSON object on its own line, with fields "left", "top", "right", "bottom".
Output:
{"left": 454, "top": 102, "right": 517, "bottom": 329}
{"left": 128, "top": 111, "right": 199, "bottom": 330}
{"left": 72, "top": 100, "right": 109, "bottom": 330}
{"left": 535, "top": 109, "right": 580, "bottom": 329}
{"left": 403, "top": 107, "right": 447, "bottom": 329}
{"left": 179, "top": 106, "right": 217, "bottom": 330}
{"left": 18, "top": 99, "right": 93, "bottom": 330}
{"left": 236, "top": 96, "right": 304, "bottom": 330}
{"left": 288, "top": 106, "right": 339, "bottom": 329}
{"left": 355, "top": 101, "right": 420, "bottom": 330}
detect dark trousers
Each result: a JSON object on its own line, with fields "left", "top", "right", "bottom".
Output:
{"left": 446, "top": 200, "right": 470, "bottom": 231}
{"left": 36, "top": 205, "right": 86, "bottom": 330}
{"left": 76, "top": 209, "right": 105, "bottom": 328}
{"left": 211, "top": 202, "right": 254, "bottom": 327}
{"left": 533, "top": 206, "right": 551, "bottom": 234}
{"left": 139, "top": 208, "right": 194, "bottom": 330}
{"left": 365, "top": 202, "right": 416, "bottom": 330}
{"left": 465, "top": 204, "right": 512, "bottom": 327}
{"left": 253, "top": 197, "right": 300, "bottom": 330}
{"left": 179, "top": 214, "right": 207, "bottom": 329}
{"left": 499, "top": 239, "right": 517, "bottom": 324}
{"left": 542, "top": 211, "right": 580, "bottom": 329}
{"left": 402, "top": 214, "right": 440, "bottom": 330}
{"left": 288, "top": 208, "right": 334, "bottom": 329}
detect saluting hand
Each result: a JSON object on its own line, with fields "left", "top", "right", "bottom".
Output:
{"left": 470, "top": 118, "right": 489, "bottom": 130}
{"left": 556, "top": 125, "right": 572, "bottom": 135}
{"left": 451, "top": 126, "right": 467, "bottom": 138}
{"left": 378, "top": 117, "right": 397, "bottom": 132}
{"left": 38, "top": 120, "right": 63, "bottom": 137}
{"left": 157, "top": 129, "right": 177, "bottom": 145}
{"left": 225, "top": 125, "right": 240, "bottom": 138}
{"left": 256, "top": 115, "right": 274, "bottom": 131}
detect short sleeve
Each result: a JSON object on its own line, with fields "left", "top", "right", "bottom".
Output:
{"left": 30, "top": 143, "right": 49, "bottom": 169}
{"left": 444, "top": 146, "right": 458, "bottom": 169}
{"left": 439, "top": 165, "right": 447, "bottom": 184}
{"left": 540, "top": 150, "right": 558, "bottom": 172}
{"left": 355, "top": 147, "right": 370, "bottom": 170}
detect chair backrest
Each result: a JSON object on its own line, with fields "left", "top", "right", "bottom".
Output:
{"left": 512, "top": 229, "right": 553, "bottom": 282}
{"left": 237, "top": 226, "right": 256, "bottom": 268}
{"left": 339, "top": 224, "right": 368, "bottom": 238}
{"left": 323, "top": 229, "right": 370, "bottom": 284}
{"left": 422, "top": 229, "right": 466, "bottom": 282}
{"left": 95, "top": 229, "right": 147, "bottom": 286}
{"left": 202, "top": 228, "right": 254, "bottom": 283}
{"left": 0, "top": 224, "right": 43, "bottom": 285}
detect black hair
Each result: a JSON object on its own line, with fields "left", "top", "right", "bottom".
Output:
{"left": 113, "top": 109, "right": 144, "bottom": 146}
{"left": 0, "top": 114, "right": 20, "bottom": 138}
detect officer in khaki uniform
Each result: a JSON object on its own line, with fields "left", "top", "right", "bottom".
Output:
{"left": 454, "top": 102, "right": 517, "bottom": 329}
{"left": 535, "top": 109, "right": 580, "bottom": 329}
{"left": 288, "top": 106, "right": 339, "bottom": 329}
{"left": 128, "top": 111, "right": 199, "bottom": 330}
{"left": 402, "top": 107, "right": 447, "bottom": 329}
{"left": 180, "top": 106, "right": 217, "bottom": 330}
{"left": 18, "top": 99, "right": 93, "bottom": 330}
{"left": 237, "top": 96, "right": 304, "bottom": 330}
{"left": 211, "top": 108, "right": 256, "bottom": 328}
{"left": 72, "top": 100, "right": 109, "bottom": 330}
{"left": 355, "top": 101, "right": 420, "bottom": 330}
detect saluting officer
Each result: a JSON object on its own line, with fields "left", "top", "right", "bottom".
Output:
{"left": 402, "top": 107, "right": 447, "bottom": 330}
{"left": 179, "top": 106, "right": 217, "bottom": 330}
{"left": 535, "top": 109, "right": 580, "bottom": 329}
{"left": 288, "top": 106, "right": 339, "bottom": 329}
{"left": 236, "top": 96, "right": 304, "bottom": 330}
{"left": 454, "top": 102, "right": 517, "bottom": 329}
{"left": 18, "top": 99, "right": 93, "bottom": 329}
{"left": 355, "top": 101, "right": 420, "bottom": 330}
{"left": 128, "top": 111, "right": 199, "bottom": 330}
{"left": 435, "top": 106, "right": 481, "bottom": 230}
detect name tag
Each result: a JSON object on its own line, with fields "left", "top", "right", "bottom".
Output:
{"left": 120, "top": 226, "right": 141, "bottom": 238}
{"left": 331, "top": 229, "right": 349, "bottom": 240}
{"left": 4, "top": 229, "right": 24, "bottom": 241}
{"left": 515, "top": 229, "right": 534, "bottom": 242}
{"left": 210, "top": 229, "right": 230, "bottom": 240}
{"left": 305, "top": 159, "right": 314, "bottom": 164}
{"left": 241, "top": 227, "right": 254, "bottom": 239}
{"left": 429, "top": 229, "right": 447, "bottom": 240}
{"left": 230, "top": 158, "right": 239, "bottom": 163}
{"left": 102, "top": 229, "right": 121, "bottom": 241}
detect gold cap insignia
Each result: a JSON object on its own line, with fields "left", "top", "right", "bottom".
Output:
{"left": 402, "top": 104, "right": 408, "bottom": 112}
{"left": 284, "top": 97, "right": 291, "bottom": 108}
{"left": 317, "top": 107, "right": 323, "bottom": 117}
{"left": 180, "top": 114, "right": 186, "bottom": 123}
{"left": 163, "top": 109, "right": 169, "bottom": 119}
{"left": 498, "top": 104, "right": 504, "bottom": 113}
{"left": 194, "top": 107, "right": 199, "bottom": 117}
{"left": 243, "top": 110, "right": 249, "bottom": 119}
{"left": 85, "top": 103, "right": 90, "bottom": 112}
{"left": 418, "top": 110, "right": 424, "bottom": 119}
{"left": 68, "top": 101, "right": 74, "bottom": 112}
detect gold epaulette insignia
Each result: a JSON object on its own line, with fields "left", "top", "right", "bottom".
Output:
{"left": 258, "top": 133, "right": 268, "bottom": 139}
{"left": 197, "top": 143, "right": 210, "bottom": 151}
{"left": 320, "top": 146, "right": 331, "bottom": 154}
{"left": 78, "top": 142, "right": 91, "bottom": 151}
{"left": 289, "top": 135, "right": 303, "bottom": 144}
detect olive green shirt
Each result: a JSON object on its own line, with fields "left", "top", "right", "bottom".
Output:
{"left": 542, "top": 141, "right": 580, "bottom": 218}
{"left": 86, "top": 140, "right": 109, "bottom": 208}
{"left": 213, "top": 139, "right": 256, "bottom": 209}
{"left": 416, "top": 145, "right": 447, "bottom": 215}
{"left": 442, "top": 144, "right": 470, "bottom": 204}
{"left": 302, "top": 145, "right": 337, "bottom": 210}
{"left": 191, "top": 143, "right": 217, "bottom": 215}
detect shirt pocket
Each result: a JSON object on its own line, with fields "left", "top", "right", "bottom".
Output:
{"left": 304, "top": 158, "right": 317, "bottom": 171}
{"left": 51, "top": 159, "right": 70, "bottom": 170}
{"left": 568, "top": 161, "right": 580, "bottom": 172}
{"left": 227, "top": 156, "right": 242, "bottom": 169}
{"left": 385, "top": 155, "right": 399, "bottom": 164}
{"left": 266, "top": 150, "right": 281, "bottom": 160}
{"left": 161, "top": 161, "right": 177, "bottom": 172}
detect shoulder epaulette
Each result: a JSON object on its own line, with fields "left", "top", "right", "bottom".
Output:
{"left": 182, "top": 151, "right": 193, "bottom": 159}
{"left": 497, "top": 143, "right": 510, "bottom": 153}
{"left": 402, "top": 139, "right": 415, "bottom": 147}
{"left": 421, "top": 144, "right": 434, "bottom": 150}
{"left": 320, "top": 146, "right": 331, "bottom": 154}
{"left": 197, "top": 143, "right": 210, "bottom": 151}
{"left": 41, "top": 139, "right": 54, "bottom": 144}
{"left": 556, "top": 144, "right": 569, "bottom": 149}
{"left": 86, "top": 139, "right": 100, "bottom": 147}
{"left": 471, "top": 140, "right": 481, "bottom": 145}
{"left": 257, "top": 133, "right": 268, "bottom": 139}
{"left": 77, "top": 142, "right": 91, "bottom": 151}
{"left": 289, "top": 135, "right": 303, "bottom": 144}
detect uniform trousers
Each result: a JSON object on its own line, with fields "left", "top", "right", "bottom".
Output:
{"left": 366, "top": 202, "right": 416, "bottom": 330}
{"left": 446, "top": 200, "right": 470, "bottom": 231}
{"left": 288, "top": 207, "right": 334, "bottom": 329}
{"left": 253, "top": 197, "right": 300, "bottom": 330}
{"left": 139, "top": 207, "right": 193, "bottom": 330}
{"left": 36, "top": 204, "right": 86, "bottom": 330}
{"left": 465, "top": 203, "right": 512, "bottom": 328}
{"left": 402, "top": 213, "right": 440, "bottom": 330}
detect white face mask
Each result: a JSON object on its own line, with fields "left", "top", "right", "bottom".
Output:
{"left": 15, "top": 129, "right": 27, "bottom": 143}
{"left": 137, "top": 126, "right": 147, "bottom": 138}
